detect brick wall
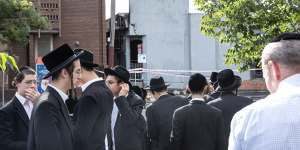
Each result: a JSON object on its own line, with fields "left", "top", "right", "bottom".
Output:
{"left": 239, "top": 79, "right": 267, "bottom": 91}
{"left": 53, "top": 0, "right": 106, "bottom": 65}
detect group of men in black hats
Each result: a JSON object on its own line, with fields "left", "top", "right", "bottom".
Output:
{"left": 144, "top": 69, "right": 253, "bottom": 150}
{"left": 0, "top": 43, "right": 147, "bottom": 150}
{"left": 0, "top": 42, "right": 254, "bottom": 150}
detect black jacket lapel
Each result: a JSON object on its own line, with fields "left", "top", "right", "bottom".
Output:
{"left": 13, "top": 97, "right": 29, "bottom": 127}
{"left": 47, "top": 87, "right": 73, "bottom": 137}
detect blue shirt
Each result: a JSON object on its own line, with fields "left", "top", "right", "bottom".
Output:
{"left": 228, "top": 74, "right": 300, "bottom": 150}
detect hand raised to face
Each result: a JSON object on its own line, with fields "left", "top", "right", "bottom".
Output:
{"left": 118, "top": 83, "right": 129, "bottom": 97}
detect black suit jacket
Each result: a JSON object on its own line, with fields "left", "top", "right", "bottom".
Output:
{"left": 170, "top": 100, "right": 226, "bottom": 150}
{"left": 113, "top": 91, "right": 147, "bottom": 150}
{"left": 73, "top": 80, "right": 113, "bottom": 150}
{"left": 27, "top": 86, "right": 74, "bottom": 150}
{"left": 208, "top": 92, "right": 253, "bottom": 146}
{"left": 0, "top": 97, "right": 29, "bottom": 150}
{"left": 146, "top": 94, "right": 188, "bottom": 150}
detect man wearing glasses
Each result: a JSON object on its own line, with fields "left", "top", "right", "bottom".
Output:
{"left": 0, "top": 66, "right": 40, "bottom": 150}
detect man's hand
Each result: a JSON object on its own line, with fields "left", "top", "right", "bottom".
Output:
{"left": 24, "top": 89, "right": 40, "bottom": 103}
{"left": 118, "top": 83, "right": 129, "bottom": 97}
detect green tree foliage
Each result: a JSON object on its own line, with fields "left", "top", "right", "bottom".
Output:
{"left": 0, "top": 0, "right": 48, "bottom": 45}
{"left": 195, "top": 0, "right": 300, "bottom": 71}
{"left": 0, "top": 52, "right": 18, "bottom": 72}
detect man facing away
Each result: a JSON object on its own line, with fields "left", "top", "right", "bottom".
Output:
{"left": 27, "top": 44, "right": 82, "bottom": 150}
{"left": 170, "top": 73, "right": 226, "bottom": 150}
{"left": 228, "top": 32, "right": 300, "bottom": 150}
{"left": 208, "top": 69, "right": 253, "bottom": 148}
{"left": 72, "top": 49, "right": 113, "bottom": 150}
{"left": 0, "top": 66, "right": 39, "bottom": 150}
{"left": 145, "top": 76, "right": 188, "bottom": 150}
{"left": 104, "top": 65, "right": 146, "bottom": 150}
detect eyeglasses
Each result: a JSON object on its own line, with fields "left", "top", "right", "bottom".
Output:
{"left": 23, "top": 80, "right": 37, "bottom": 85}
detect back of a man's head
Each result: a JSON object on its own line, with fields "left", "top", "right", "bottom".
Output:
{"left": 188, "top": 73, "right": 208, "bottom": 94}
{"left": 263, "top": 32, "right": 300, "bottom": 72}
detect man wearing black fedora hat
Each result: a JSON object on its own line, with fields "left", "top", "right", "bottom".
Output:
{"left": 208, "top": 69, "right": 253, "bottom": 148}
{"left": 104, "top": 65, "right": 146, "bottom": 150}
{"left": 27, "top": 44, "right": 82, "bottom": 150}
{"left": 71, "top": 49, "right": 113, "bottom": 150}
{"left": 145, "top": 76, "right": 188, "bottom": 150}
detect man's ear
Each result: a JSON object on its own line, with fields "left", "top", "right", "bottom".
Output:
{"left": 61, "top": 68, "right": 70, "bottom": 79}
{"left": 268, "top": 60, "right": 281, "bottom": 81}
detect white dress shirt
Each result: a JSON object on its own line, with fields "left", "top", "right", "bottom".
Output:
{"left": 106, "top": 97, "right": 122, "bottom": 150}
{"left": 111, "top": 100, "right": 119, "bottom": 150}
{"left": 228, "top": 74, "right": 300, "bottom": 150}
{"left": 15, "top": 92, "right": 33, "bottom": 119}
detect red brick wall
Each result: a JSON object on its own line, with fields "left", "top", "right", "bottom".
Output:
{"left": 53, "top": 0, "right": 106, "bottom": 65}
{"left": 239, "top": 79, "right": 267, "bottom": 90}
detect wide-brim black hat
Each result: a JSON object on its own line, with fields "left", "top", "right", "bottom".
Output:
{"left": 217, "top": 69, "right": 242, "bottom": 91}
{"left": 42, "top": 44, "right": 83, "bottom": 79}
{"left": 74, "top": 49, "right": 99, "bottom": 68}
{"left": 145, "top": 76, "right": 169, "bottom": 91}
{"left": 104, "top": 65, "right": 131, "bottom": 86}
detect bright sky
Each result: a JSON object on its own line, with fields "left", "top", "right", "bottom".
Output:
{"left": 105, "top": 0, "right": 200, "bottom": 19}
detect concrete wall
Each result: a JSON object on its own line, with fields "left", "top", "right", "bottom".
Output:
{"left": 129, "top": 0, "right": 190, "bottom": 88}
{"left": 129, "top": 1, "right": 250, "bottom": 88}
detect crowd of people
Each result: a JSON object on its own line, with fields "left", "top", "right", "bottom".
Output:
{"left": 0, "top": 32, "right": 300, "bottom": 150}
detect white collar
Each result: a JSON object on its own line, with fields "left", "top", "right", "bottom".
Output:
{"left": 15, "top": 92, "right": 27, "bottom": 105}
{"left": 81, "top": 78, "right": 102, "bottom": 92}
{"left": 276, "top": 73, "right": 300, "bottom": 95}
{"left": 48, "top": 84, "right": 69, "bottom": 103}
{"left": 191, "top": 97, "right": 205, "bottom": 102}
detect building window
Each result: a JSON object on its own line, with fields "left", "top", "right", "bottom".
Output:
{"left": 36, "top": 35, "right": 53, "bottom": 57}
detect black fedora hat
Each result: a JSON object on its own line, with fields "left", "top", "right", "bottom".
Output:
{"left": 42, "top": 44, "right": 83, "bottom": 79}
{"left": 74, "top": 49, "right": 99, "bottom": 68}
{"left": 217, "top": 69, "right": 241, "bottom": 91}
{"left": 145, "top": 76, "right": 169, "bottom": 91}
{"left": 104, "top": 65, "right": 131, "bottom": 85}
{"left": 210, "top": 72, "right": 218, "bottom": 83}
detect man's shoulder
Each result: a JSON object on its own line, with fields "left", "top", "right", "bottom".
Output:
{"left": 207, "top": 97, "right": 223, "bottom": 105}
{"left": 208, "top": 95, "right": 253, "bottom": 106}
{"left": 35, "top": 91, "right": 58, "bottom": 109}
{"left": 164, "top": 95, "right": 188, "bottom": 104}
{"left": 128, "top": 92, "right": 145, "bottom": 105}
{"left": 235, "top": 95, "right": 253, "bottom": 102}
{"left": 84, "top": 81, "right": 112, "bottom": 97}
{"left": 85, "top": 80, "right": 107, "bottom": 91}
{"left": 0, "top": 98, "right": 15, "bottom": 112}
{"left": 232, "top": 97, "right": 269, "bottom": 121}
{"left": 175, "top": 102, "right": 194, "bottom": 112}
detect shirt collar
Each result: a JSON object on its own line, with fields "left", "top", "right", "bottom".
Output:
{"left": 15, "top": 92, "right": 27, "bottom": 105}
{"left": 48, "top": 84, "right": 69, "bottom": 103}
{"left": 277, "top": 73, "right": 300, "bottom": 95}
{"left": 81, "top": 78, "right": 102, "bottom": 92}
{"left": 191, "top": 97, "right": 205, "bottom": 102}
